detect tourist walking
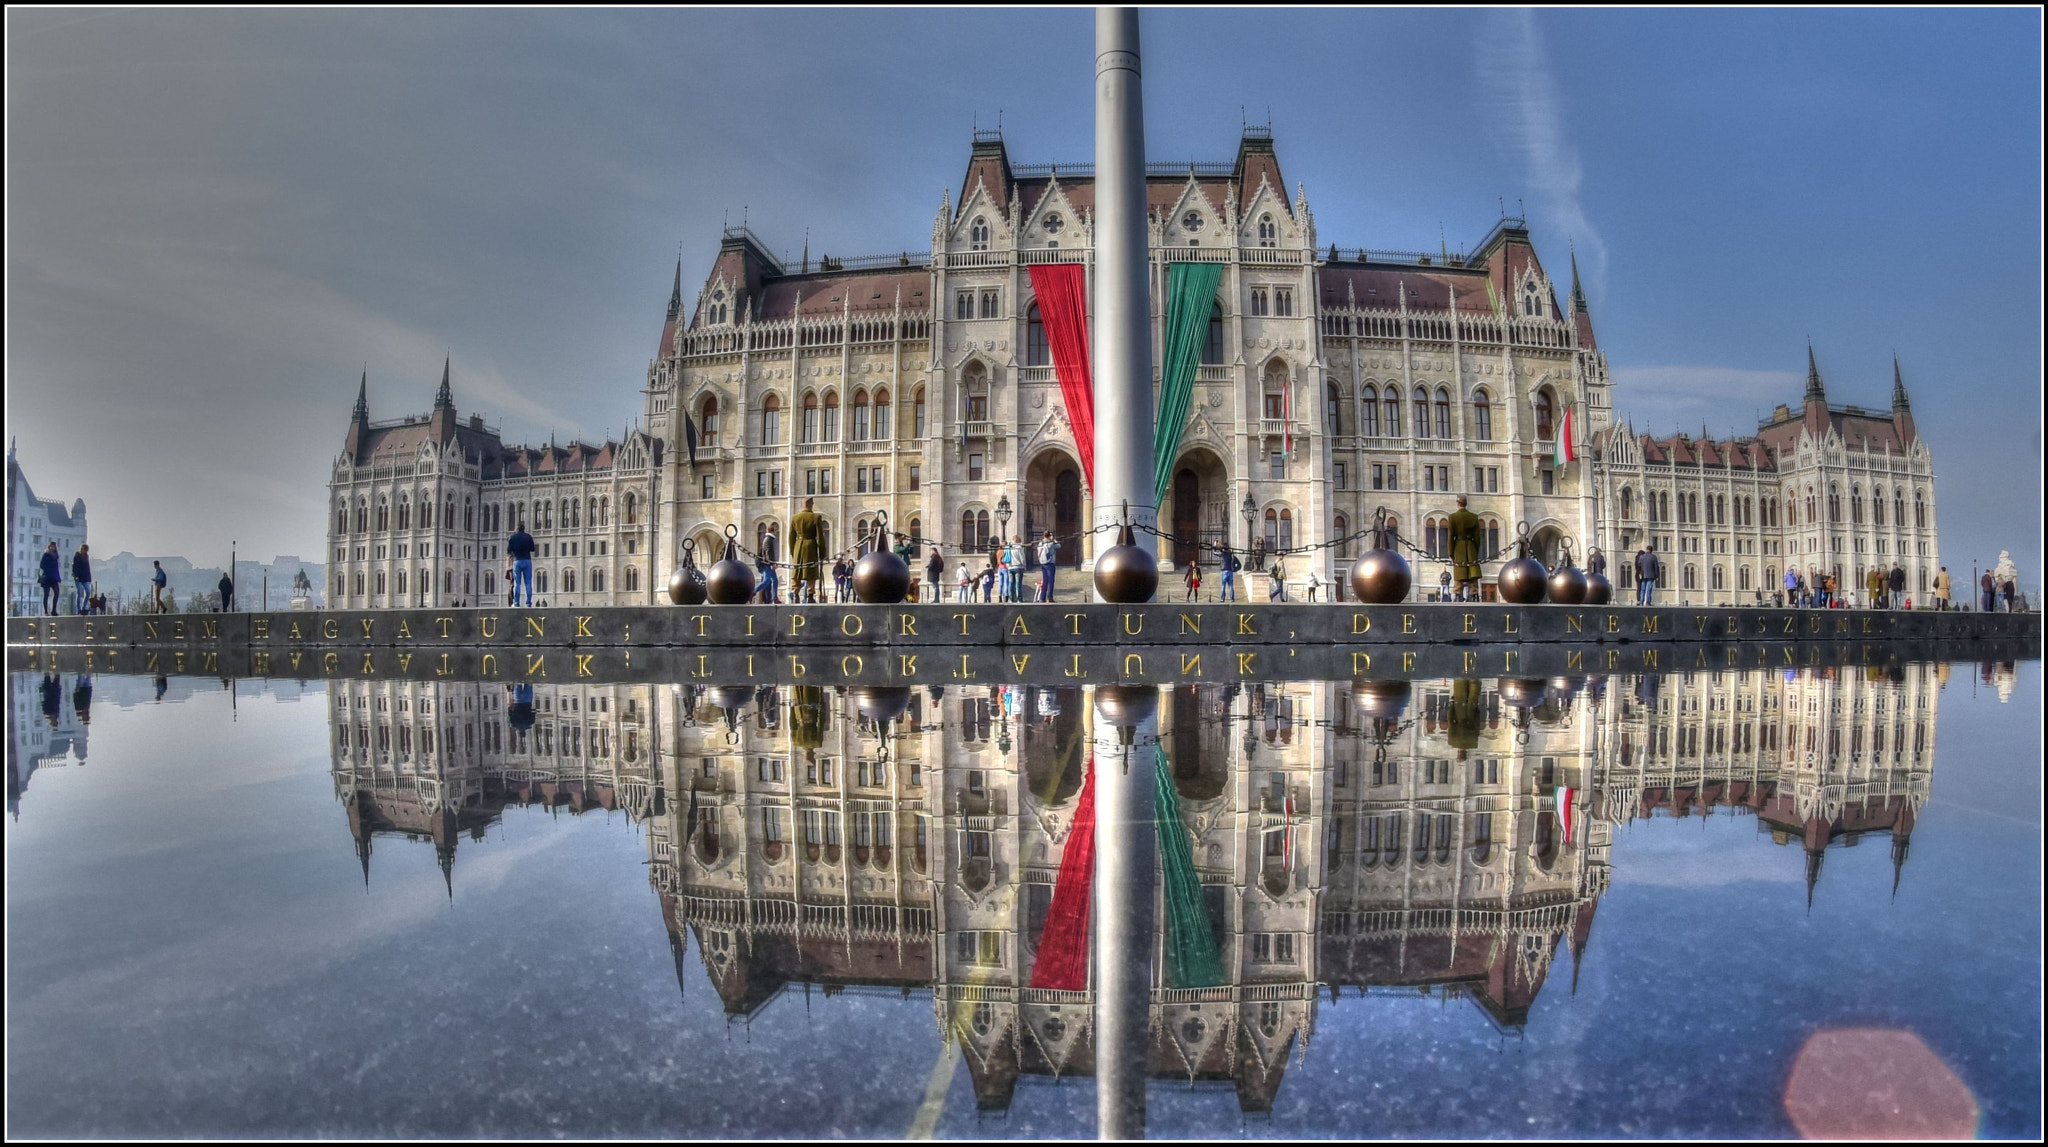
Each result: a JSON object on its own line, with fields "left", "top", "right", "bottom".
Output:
{"left": 927, "top": 549, "right": 946, "bottom": 604}
{"left": 755, "top": 557, "right": 780, "bottom": 604}
{"left": 217, "top": 571, "right": 234, "bottom": 613}
{"left": 1183, "top": 558, "right": 1201, "bottom": 602}
{"left": 1037, "top": 532, "right": 1059, "bottom": 602}
{"left": 956, "top": 563, "right": 972, "bottom": 603}
{"left": 832, "top": 558, "right": 852, "bottom": 603}
{"left": 39, "top": 542, "right": 61, "bottom": 615}
{"left": 980, "top": 562, "right": 995, "bottom": 603}
{"left": 507, "top": 521, "right": 536, "bottom": 606}
{"left": 1633, "top": 544, "right": 1659, "bottom": 606}
{"left": 151, "top": 560, "right": 169, "bottom": 613}
{"left": 1268, "top": 553, "right": 1289, "bottom": 602}
{"left": 71, "top": 544, "right": 93, "bottom": 615}
{"left": 1218, "top": 546, "right": 1239, "bottom": 602}
{"left": 1889, "top": 564, "right": 1906, "bottom": 610}
{"left": 1783, "top": 567, "right": 1799, "bottom": 608}
{"left": 1934, "top": 566, "right": 1951, "bottom": 611}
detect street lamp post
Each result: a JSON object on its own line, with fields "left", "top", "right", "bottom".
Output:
{"left": 995, "top": 495, "right": 1013, "bottom": 601}
{"left": 995, "top": 494, "right": 1012, "bottom": 546}
{"left": 1241, "top": 495, "right": 1256, "bottom": 553}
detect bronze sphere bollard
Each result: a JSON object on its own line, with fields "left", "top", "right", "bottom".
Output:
{"left": 1350, "top": 509, "right": 1411, "bottom": 604}
{"left": 1496, "top": 520, "right": 1548, "bottom": 604}
{"left": 1583, "top": 571, "right": 1613, "bottom": 606}
{"left": 669, "top": 538, "right": 707, "bottom": 605}
{"left": 851, "top": 685, "right": 912, "bottom": 724}
{"left": 1353, "top": 679, "right": 1411, "bottom": 721}
{"left": 1545, "top": 536, "right": 1587, "bottom": 605}
{"left": 1092, "top": 505, "right": 1158, "bottom": 604}
{"left": 1496, "top": 677, "right": 1549, "bottom": 710}
{"left": 852, "top": 511, "right": 911, "bottom": 604}
{"left": 1093, "top": 683, "right": 1159, "bottom": 730}
{"left": 705, "top": 524, "right": 756, "bottom": 605}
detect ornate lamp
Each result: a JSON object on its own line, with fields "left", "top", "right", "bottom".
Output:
{"left": 995, "top": 495, "right": 1012, "bottom": 545}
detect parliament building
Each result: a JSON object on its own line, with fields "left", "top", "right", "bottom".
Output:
{"left": 327, "top": 126, "right": 1939, "bottom": 608}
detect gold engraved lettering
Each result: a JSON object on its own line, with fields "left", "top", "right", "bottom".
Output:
{"left": 899, "top": 654, "right": 918, "bottom": 676}
{"left": 481, "top": 654, "right": 497, "bottom": 675}
{"left": 321, "top": 652, "right": 336, "bottom": 673}
{"left": 789, "top": 655, "right": 807, "bottom": 678}
{"left": 437, "top": 617, "right": 453, "bottom": 638}
{"left": 1835, "top": 617, "right": 1848, "bottom": 634}
{"left": 1695, "top": 615, "right": 1709, "bottom": 633}
{"left": 692, "top": 654, "right": 709, "bottom": 678}
{"left": 83, "top": 622, "right": 94, "bottom": 641}
{"left": 1566, "top": 615, "right": 1582, "bottom": 633}
{"left": 1181, "top": 613, "right": 1203, "bottom": 636}
{"left": 1237, "top": 651, "right": 1256, "bottom": 674}
{"left": 146, "top": 621, "right": 160, "bottom": 640}
{"left": 1011, "top": 654, "right": 1032, "bottom": 674}
{"left": 1502, "top": 614, "right": 1518, "bottom": 635}
{"left": 746, "top": 653, "right": 756, "bottom": 677}
{"left": 1123, "top": 653, "right": 1144, "bottom": 677}
{"left": 576, "top": 616, "right": 594, "bottom": 638}
{"left": 1354, "top": 614, "right": 1373, "bottom": 635}
{"left": 397, "top": 653, "right": 413, "bottom": 672}
{"left": 1642, "top": 615, "right": 1660, "bottom": 634}
{"left": 480, "top": 616, "right": 498, "bottom": 638}
{"left": 1695, "top": 648, "right": 1709, "bottom": 667}
{"left": 1402, "top": 650, "right": 1417, "bottom": 672}
{"left": 842, "top": 655, "right": 864, "bottom": 676}
{"left": 1402, "top": 614, "right": 1417, "bottom": 634}
{"left": 1011, "top": 615, "right": 1031, "bottom": 637}
{"left": 290, "top": 621, "right": 305, "bottom": 640}
{"left": 525, "top": 654, "right": 546, "bottom": 677}
{"left": 173, "top": 621, "right": 187, "bottom": 639}
{"left": 1503, "top": 649, "right": 1518, "bottom": 673}
{"left": 1862, "top": 616, "right": 1872, "bottom": 634}
{"left": 145, "top": 652, "right": 159, "bottom": 672}
{"left": 577, "top": 654, "right": 594, "bottom": 677}
{"left": 790, "top": 614, "right": 807, "bottom": 636}
{"left": 841, "top": 613, "right": 866, "bottom": 638}
{"left": 1182, "top": 653, "right": 1203, "bottom": 675}
{"left": 202, "top": 653, "right": 218, "bottom": 672}
{"left": 1237, "top": 613, "right": 1256, "bottom": 636}
{"left": 437, "top": 653, "right": 450, "bottom": 677}
{"left": 1122, "top": 613, "right": 1143, "bottom": 636}
{"left": 1462, "top": 614, "right": 1477, "bottom": 634}
{"left": 1608, "top": 614, "right": 1622, "bottom": 633}
{"left": 954, "top": 613, "right": 972, "bottom": 636}
{"left": 397, "top": 620, "right": 413, "bottom": 639}
{"left": 696, "top": 615, "right": 710, "bottom": 637}
{"left": 1642, "top": 649, "right": 1660, "bottom": 668}
{"left": 899, "top": 613, "right": 917, "bottom": 636}
{"left": 1067, "top": 612, "right": 1085, "bottom": 635}
{"left": 1350, "top": 651, "right": 1370, "bottom": 674}
{"left": 955, "top": 653, "right": 976, "bottom": 679}
{"left": 526, "top": 617, "right": 546, "bottom": 638}
{"left": 1608, "top": 649, "right": 1621, "bottom": 670}
{"left": 1784, "top": 615, "right": 1797, "bottom": 634}
{"left": 746, "top": 615, "right": 755, "bottom": 637}
{"left": 253, "top": 618, "right": 272, "bottom": 639}
{"left": 289, "top": 652, "right": 303, "bottom": 672}
{"left": 1567, "top": 649, "right": 1583, "bottom": 670}
{"left": 254, "top": 652, "right": 270, "bottom": 674}
{"left": 1463, "top": 651, "right": 1478, "bottom": 673}
{"left": 1064, "top": 653, "right": 1086, "bottom": 678}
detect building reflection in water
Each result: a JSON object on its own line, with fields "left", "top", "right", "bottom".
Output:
{"left": 316, "top": 662, "right": 1944, "bottom": 1114}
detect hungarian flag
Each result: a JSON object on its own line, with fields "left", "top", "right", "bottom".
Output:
{"left": 1554, "top": 785, "right": 1575, "bottom": 846}
{"left": 1554, "top": 404, "right": 1576, "bottom": 466}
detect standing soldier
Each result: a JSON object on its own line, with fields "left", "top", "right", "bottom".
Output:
{"left": 1446, "top": 495, "right": 1483, "bottom": 603}
{"left": 789, "top": 499, "right": 822, "bottom": 605}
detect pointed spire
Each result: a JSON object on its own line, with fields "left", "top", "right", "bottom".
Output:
{"left": 352, "top": 370, "right": 369, "bottom": 420}
{"left": 666, "top": 256, "right": 683, "bottom": 321}
{"left": 1803, "top": 342, "right": 1826, "bottom": 404}
{"left": 1891, "top": 834, "right": 1910, "bottom": 898}
{"left": 437, "top": 840, "right": 455, "bottom": 900}
{"left": 1569, "top": 245, "right": 1588, "bottom": 312}
{"left": 434, "top": 355, "right": 453, "bottom": 411}
{"left": 1891, "top": 354, "right": 1911, "bottom": 412}
{"left": 1805, "top": 848, "right": 1825, "bottom": 911}
{"left": 356, "top": 832, "right": 372, "bottom": 888}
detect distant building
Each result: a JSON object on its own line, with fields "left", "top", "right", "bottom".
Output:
{"left": 6, "top": 440, "right": 88, "bottom": 616}
{"left": 7, "top": 671, "right": 90, "bottom": 820}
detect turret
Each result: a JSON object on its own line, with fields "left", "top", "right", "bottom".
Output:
{"left": 1568, "top": 247, "right": 1597, "bottom": 349}
{"left": 429, "top": 356, "right": 456, "bottom": 442}
{"left": 1891, "top": 354, "right": 1918, "bottom": 447}
{"left": 344, "top": 370, "right": 370, "bottom": 460}
{"left": 1802, "top": 344, "right": 1831, "bottom": 437}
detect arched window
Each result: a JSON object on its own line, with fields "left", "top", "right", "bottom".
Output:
{"left": 624, "top": 566, "right": 638, "bottom": 592}
{"left": 396, "top": 493, "right": 410, "bottom": 531}
{"left": 375, "top": 495, "right": 389, "bottom": 532}
{"left": 590, "top": 568, "right": 604, "bottom": 593}
{"left": 336, "top": 501, "right": 348, "bottom": 535}
{"left": 1383, "top": 388, "right": 1400, "bottom": 438}
{"left": 976, "top": 510, "right": 990, "bottom": 550}
{"left": 1413, "top": 386, "right": 1430, "bottom": 438}
{"left": 1895, "top": 489, "right": 1906, "bottom": 527}
{"left": 962, "top": 362, "right": 989, "bottom": 425}
{"left": 1435, "top": 388, "right": 1452, "bottom": 439}
{"left": 599, "top": 497, "right": 609, "bottom": 527}
{"left": 1522, "top": 281, "right": 1543, "bottom": 318}
{"left": 1359, "top": 384, "right": 1380, "bottom": 436}
{"left": 699, "top": 394, "right": 720, "bottom": 447}
{"left": 535, "top": 570, "right": 548, "bottom": 595}
{"left": 873, "top": 388, "right": 892, "bottom": 439}
{"left": 1806, "top": 486, "right": 1816, "bottom": 524}
{"left": 395, "top": 569, "right": 407, "bottom": 596}
{"left": 1262, "top": 360, "right": 1289, "bottom": 422}
{"left": 1204, "top": 302, "right": 1225, "bottom": 364}
{"left": 913, "top": 386, "right": 927, "bottom": 438}
{"left": 1535, "top": 387, "right": 1556, "bottom": 441}
{"left": 822, "top": 390, "right": 840, "bottom": 441}
{"left": 445, "top": 496, "right": 455, "bottom": 530}
{"left": 1486, "top": 517, "right": 1501, "bottom": 558}
{"left": 354, "top": 497, "right": 367, "bottom": 533}
{"left": 1333, "top": 514, "right": 1350, "bottom": 559}
{"left": 1264, "top": 508, "right": 1278, "bottom": 552}
{"left": 908, "top": 516, "right": 922, "bottom": 549}
{"left": 1425, "top": 517, "right": 1446, "bottom": 560}
{"left": 562, "top": 568, "right": 576, "bottom": 594}
{"left": 1711, "top": 564, "right": 1725, "bottom": 590}
{"left": 1261, "top": 507, "right": 1292, "bottom": 551}
{"left": 1851, "top": 485, "right": 1863, "bottom": 525}
{"left": 568, "top": 498, "right": 580, "bottom": 529}
{"left": 1472, "top": 390, "right": 1492, "bottom": 441}
{"left": 1871, "top": 488, "right": 1885, "bottom": 527}
{"left": 801, "top": 392, "right": 820, "bottom": 444}
{"left": 969, "top": 216, "right": 989, "bottom": 250}
{"left": 1327, "top": 382, "right": 1344, "bottom": 435}
{"left": 1683, "top": 564, "right": 1698, "bottom": 590}
{"left": 761, "top": 394, "right": 783, "bottom": 446}
{"left": 624, "top": 491, "right": 638, "bottom": 525}
{"left": 1739, "top": 565, "right": 1751, "bottom": 591}
{"left": 1026, "top": 304, "right": 1049, "bottom": 366}
{"left": 464, "top": 497, "right": 473, "bottom": 532}
{"left": 1257, "top": 214, "right": 1277, "bottom": 247}
{"left": 1621, "top": 487, "right": 1635, "bottom": 520}
{"left": 1913, "top": 490, "right": 1925, "bottom": 529}
{"left": 1828, "top": 483, "right": 1841, "bottom": 524}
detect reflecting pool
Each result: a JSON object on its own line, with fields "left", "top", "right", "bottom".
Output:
{"left": 6, "top": 660, "right": 2040, "bottom": 1138}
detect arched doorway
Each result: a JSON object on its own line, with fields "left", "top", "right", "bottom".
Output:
{"left": 1169, "top": 448, "right": 1230, "bottom": 568}
{"left": 1024, "top": 449, "right": 1086, "bottom": 568}
{"left": 1527, "top": 523, "right": 1566, "bottom": 569}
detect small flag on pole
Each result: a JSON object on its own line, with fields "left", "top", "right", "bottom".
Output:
{"left": 1554, "top": 404, "right": 1577, "bottom": 466}
{"left": 683, "top": 408, "right": 700, "bottom": 466}
{"left": 1554, "top": 785, "right": 1576, "bottom": 846}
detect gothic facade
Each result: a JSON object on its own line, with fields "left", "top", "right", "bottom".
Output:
{"left": 327, "top": 126, "right": 1937, "bottom": 608}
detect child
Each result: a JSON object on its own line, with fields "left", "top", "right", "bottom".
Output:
{"left": 1183, "top": 559, "right": 1202, "bottom": 602}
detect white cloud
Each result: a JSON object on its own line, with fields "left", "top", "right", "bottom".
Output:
{"left": 1608, "top": 365, "right": 1804, "bottom": 436}
{"left": 1480, "top": 9, "right": 1606, "bottom": 295}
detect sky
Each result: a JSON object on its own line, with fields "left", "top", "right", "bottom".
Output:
{"left": 6, "top": 8, "right": 2041, "bottom": 579}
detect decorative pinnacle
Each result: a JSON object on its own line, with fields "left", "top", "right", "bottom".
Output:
{"left": 353, "top": 369, "right": 368, "bottom": 419}
{"left": 666, "top": 255, "right": 683, "bottom": 321}
{"left": 1569, "top": 245, "right": 1588, "bottom": 311}
{"left": 1804, "top": 342, "right": 1826, "bottom": 403}
{"left": 1891, "top": 353, "right": 1911, "bottom": 412}
{"left": 434, "top": 355, "right": 453, "bottom": 410}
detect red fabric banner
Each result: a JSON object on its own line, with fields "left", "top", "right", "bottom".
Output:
{"left": 1027, "top": 264, "right": 1096, "bottom": 489}
{"left": 1027, "top": 758, "right": 1095, "bottom": 990}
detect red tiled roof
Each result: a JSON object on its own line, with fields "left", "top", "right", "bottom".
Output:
{"left": 1317, "top": 265, "right": 1494, "bottom": 312}
{"left": 753, "top": 268, "right": 929, "bottom": 321}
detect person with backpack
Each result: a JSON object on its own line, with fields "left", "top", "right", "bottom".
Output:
{"left": 151, "top": 560, "right": 169, "bottom": 613}
{"left": 1037, "top": 532, "right": 1060, "bottom": 602}
{"left": 1218, "top": 545, "right": 1239, "bottom": 603}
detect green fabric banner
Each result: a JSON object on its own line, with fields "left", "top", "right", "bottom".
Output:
{"left": 1155, "top": 745, "right": 1227, "bottom": 988}
{"left": 1153, "top": 261, "right": 1225, "bottom": 507}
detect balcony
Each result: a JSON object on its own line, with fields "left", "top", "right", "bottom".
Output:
{"left": 944, "top": 250, "right": 1010, "bottom": 270}
{"left": 962, "top": 420, "right": 997, "bottom": 440}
